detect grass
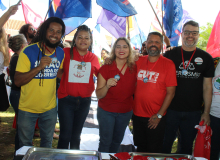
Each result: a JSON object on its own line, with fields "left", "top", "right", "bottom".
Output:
{"left": 0, "top": 106, "right": 59, "bottom": 160}
{"left": 0, "top": 107, "right": 179, "bottom": 160}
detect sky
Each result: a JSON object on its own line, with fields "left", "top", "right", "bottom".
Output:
{"left": 0, "top": 0, "right": 219, "bottom": 36}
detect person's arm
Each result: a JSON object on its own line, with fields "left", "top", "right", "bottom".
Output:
{"left": 201, "top": 77, "right": 212, "bottom": 125}
{"left": 14, "top": 56, "right": 52, "bottom": 87}
{"left": 57, "top": 69, "right": 63, "bottom": 78}
{"left": 148, "top": 86, "right": 176, "bottom": 129}
{"left": 96, "top": 73, "right": 117, "bottom": 99}
{"left": 0, "top": 5, "right": 19, "bottom": 28}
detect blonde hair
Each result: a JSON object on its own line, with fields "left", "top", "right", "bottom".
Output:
{"left": 109, "top": 37, "right": 135, "bottom": 70}
{"left": 0, "top": 28, "right": 9, "bottom": 66}
{"left": 8, "top": 34, "right": 26, "bottom": 53}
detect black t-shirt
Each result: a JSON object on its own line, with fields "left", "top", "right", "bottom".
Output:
{"left": 9, "top": 53, "right": 21, "bottom": 91}
{"left": 163, "top": 46, "right": 214, "bottom": 111}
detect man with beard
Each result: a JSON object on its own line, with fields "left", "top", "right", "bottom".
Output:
{"left": 133, "top": 32, "right": 177, "bottom": 153}
{"left": 14, "top": 17, "right": 65, "bottom": 148}
{"left": 162, "top": 20, "right": 214, "bottom": 154}
{"left": 19, "top": 24, "right": 36, "bottom": 44}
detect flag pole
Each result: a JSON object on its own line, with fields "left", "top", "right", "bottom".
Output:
{"left": 148, "top": 0, "right": 165, "bottom": 34}
{"left": 127, "top": 17, "right": 130, "bottom": 40}
{"left": 44, "top": 0, "right": 54, "bottom": 21}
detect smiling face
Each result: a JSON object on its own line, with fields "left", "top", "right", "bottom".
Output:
{"left": 45, "top": 22, "right": 62, "bottom": 48}
{"left": 146, "top": 34, "right": 162, "bottom": 57}
{"left": 75, "top": 30, "right": 91, "bottom": 51}
{"left": 182, "top": 24, "right": 200, "bottom": 49}
{"left": 115, "top": 40, "right": 130, "bottom": 59}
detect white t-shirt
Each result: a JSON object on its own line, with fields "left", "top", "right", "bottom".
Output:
{"left": 210, "top": 62, "right": 220, "bottom": 118}
{"left": 0, "top": 52, "right": 5, "bottom": 75}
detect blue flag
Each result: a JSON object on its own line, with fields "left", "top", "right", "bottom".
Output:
{"left": 48, "top": 0, "right": 56, "bottom": 17}
{"left": 96, "top": 0, "right": 137, "bottom": 17}
{"left": 63, "top": 17, "right": 88, "bottom": 35}
{"left": 55, "top": 0, "right": 92, "bottom": 19}
{"left": 163, "top": 0, "right": 183, "bottom": 46}
{"left": 0, "top": 0, "right": 6, "bottom": 11}
{"left": 130, "top": 16, "right": 146, "bottom": 50}
{"left": 48, "top": 0, "right": 90, "bottom": 35}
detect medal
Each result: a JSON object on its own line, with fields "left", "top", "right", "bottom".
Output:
{"left": 52, "top": 57, "right": 58, "bottom": 64}
{"left": 181, "top": 47, "right": 196, "bottom": 76}
{"left": 114, "top": 74, "right": 120, "bottom": 81}
{"left": 143, "top": 77, "right": 148, "bottom": 83}
{"left": 81, "top": 61, "right": 86, "bottom": 66}
{"left": 182, "top": 69, "right": 188, "bottom": 76}
{"left": 114, "top": 61, "right": 127, "bottom": 81}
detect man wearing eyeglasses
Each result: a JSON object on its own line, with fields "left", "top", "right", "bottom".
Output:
{"left": 162, "top": 20, "right": 214, "bottom": 155}
{"left": 19, "top": 24, "right": 36, "bottom": 44}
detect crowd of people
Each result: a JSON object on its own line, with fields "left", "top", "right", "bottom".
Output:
{"left": 0, "top": 3, "right": 220, "bottom": 160}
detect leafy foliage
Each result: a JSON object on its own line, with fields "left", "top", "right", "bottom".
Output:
{"left": 196, "top": 23, "right": 213, "bottom": 51}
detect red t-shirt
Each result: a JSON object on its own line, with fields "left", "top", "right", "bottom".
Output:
{"left": 134, "top": 55, "right": 177, "bottom": 117}
{"left": 58, "top": 47, "right": 100, "bottom": 98}
{"left": 98, "top": 61, "right": 137, "bottom": 113}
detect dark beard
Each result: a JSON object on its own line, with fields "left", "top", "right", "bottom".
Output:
{"left": 45, "top": 38, "right": 60, "bottom": 48}
{"left": 28, "top": 33, "right": 35, "bottom": 39}
{"left": 147, "top": 46, "right": 160, "bottom": 56}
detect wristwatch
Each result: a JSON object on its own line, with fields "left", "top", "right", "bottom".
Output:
{"left": 157, "top": 113, "right": 162, "bottom": 119}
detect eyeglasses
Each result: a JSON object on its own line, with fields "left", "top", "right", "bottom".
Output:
{"left": 183, "top": 30, "right": 199, "bottom": 36}
{"left": 30, "top": 28, "right": 36, "bottom": 32}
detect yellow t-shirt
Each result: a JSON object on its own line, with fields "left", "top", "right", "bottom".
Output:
{"left": 16, "top": 43, "right": 64, "bottom": 113}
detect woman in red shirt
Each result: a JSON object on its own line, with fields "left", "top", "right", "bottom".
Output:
{"left": 96, "top": 37, "right": 136, "bottom": 153}
{"left": 57, "top": 25, "right": 100, "bottom": 149}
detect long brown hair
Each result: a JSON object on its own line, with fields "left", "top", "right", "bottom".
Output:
{"left": 0, "top": 28, "right": 9, "bottom": 66}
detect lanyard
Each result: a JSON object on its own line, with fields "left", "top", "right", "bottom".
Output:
{"left": 116, "top": 61, "right": 127, "bottom": 75}
{"left": 181, "top": 47, "right": 196, "bottom": 70}
{"left": 43, "top": 44, "right": 56, "bottom": 57}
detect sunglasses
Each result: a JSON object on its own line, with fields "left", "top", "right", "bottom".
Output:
{"left": 30, "top": 28, "right": 36, "bottom": 32}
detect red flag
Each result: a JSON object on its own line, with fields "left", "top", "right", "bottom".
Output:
{"left": 21, "top": 2, "right": 43, "bottom": 29}
{"left": 206, "top": 11, "right": 220, "bottom": 58}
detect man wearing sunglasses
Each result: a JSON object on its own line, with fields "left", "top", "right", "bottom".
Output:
{"left": 19, "top": 24, "right": 36, "bottom": 44}
{"left": 162, "top": 20, "right": 214, "bottom": 155}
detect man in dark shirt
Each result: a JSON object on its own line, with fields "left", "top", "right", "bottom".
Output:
{"left": 162, "top": 20, "right": 214, "bottom": 155}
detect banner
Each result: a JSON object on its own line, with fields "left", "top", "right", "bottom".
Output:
{"left": 48, "top": 0, "right": 60, "bottom": 17}
{"left": 163, "top": 0, "right": 183, "bottom": 46}
{"left": 97, "top": 8, "right": 126, "bottom": 38}
{"left": 21, "top": 2, "right": 43, "bottom": 29}
{"left": 55, "top": 0, "right": 92, "bottom": 19}
{"left": 96, "top": 0, "right": 137, "bottom": 17}
{"left": 206, "top": 11, "right": 220, "bottom": 58}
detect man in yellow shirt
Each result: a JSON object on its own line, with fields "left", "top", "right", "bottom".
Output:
{"left": 14, "top": 17, "right": 65, "bottom": 148}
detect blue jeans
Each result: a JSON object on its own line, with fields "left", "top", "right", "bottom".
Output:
{"left": 9, "top": 89, "right": 20, "bottom": 152}
{"left": 17, "top": 107, "right": 57, "bottom": 148}
{"left": 57, "top": 96, "right": 91, "bottom": 149}
{"left": 97, "top": 107, "right": 133, "bottom": 153}
{"left": 210, "top": 115, "right": 220, "bottom": 160}
{"left": 162, "top": 109, "right": 201, "bottom": 154}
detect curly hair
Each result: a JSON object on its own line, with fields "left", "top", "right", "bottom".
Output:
{"left": 19, "top": 24, "right": 32, "bottom": 39}
{"left": 70, "top": 25, "right": 93, "bottom": 58}
{"left": 8, "top": 34, "right": 26, "bottom": 53}
{"left": 109, "top": 37, "right": 135, "bottom": 71}
{"left": 0, "top": 28, "right": 9, "bottom": 66}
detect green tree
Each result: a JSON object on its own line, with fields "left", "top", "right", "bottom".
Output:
{"left": 196, "top": 23, "right": 213, "bottom": 51}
